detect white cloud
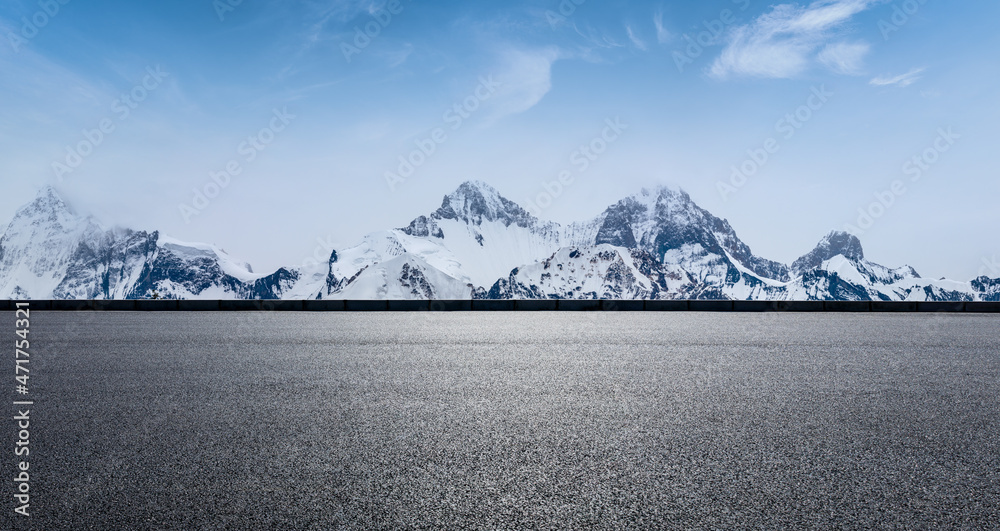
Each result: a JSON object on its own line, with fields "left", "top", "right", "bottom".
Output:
{"left": 654, "top": 11, "right": 670, "bottom": 44}
{"left": 299, "top": 0, "right": 396, "bottom": 50}
{"left": 385, "top": 43, "right": 414, "bottom": 67}
{"left": 626, "top": 25, "right": 648, "bottom": 51}
{"left": 870, "top": 67, "right": 926, "bottom": 87}
{"left": 817, "top": 41, "right": 870, "bottom": 75}
{"left": 486, "top": 47, "right": 561, "bottom": 123}
{"left": 572, "top": 24, "right": 624, "bottom": 50}
{"left": 710, "top": 0, "right": 877, "bottom": 79}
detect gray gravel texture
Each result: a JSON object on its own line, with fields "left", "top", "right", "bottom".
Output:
{"left": 3, "top": 311, "right": 1000, "bottom": 530}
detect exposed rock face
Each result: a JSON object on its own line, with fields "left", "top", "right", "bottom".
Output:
{"left": 1, "top": 183, "right": 992, "bottom": 301}
{"left": 791, "top": 231, "right": 866, "bottom": 276}
{"left": 0, "top": 188, "right": 294, "bottom": 300}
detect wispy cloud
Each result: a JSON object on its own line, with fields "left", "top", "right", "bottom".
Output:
{"left": 653, "top": 11, "right": 670, "bottom": 44}
{"left": 571, "top": 23, "right": 624, "bottom": 50}
{"left": 485, "top": 47, "right": 562, "bottom": 123}
{"left": 297, "top": 0, "right": 394, "bottom": 52}
{"left": 626, "top": 25, "right": 648, "bottom": 51}
{"left": 870, "top": 67, "right": 926, "bottom": 87}
{"left": 817, "top": 41, "right": 869, "bottom": 75}
{"left": 710, "top": 0, "right": 877, "bottom": 79}
{"left": 385, "top": 43, "right": 414, "bottom": 67}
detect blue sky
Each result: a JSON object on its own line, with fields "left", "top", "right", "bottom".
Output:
{"left": 1, "top": 0, "right": 998, "bottom": 280}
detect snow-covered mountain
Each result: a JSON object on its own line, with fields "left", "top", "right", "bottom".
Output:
{"left": 971, "top": 277, "right": 1000, "bottom": 302}
{"left": 0, "top": 186, "right": 134, "bottom": 299}
{"left": 395, "top": 181, "right": 564, "bottom": 286}
{"left": 283, "top": 181, "right": 565, "bottom": 300}
{"left": 485, "top": 245, "right": 689, "bottom": 300}
{"left": 771, "top": 231, "right": 972, "bottom": 301}
{"left": 0, "top": 187, "right": 295, "bottom": 300}
{"left": 582, "top": 187, "right": 790, "bottom": 282}
{"left": 1, "top": 182, "right": 996, "bottom": 301}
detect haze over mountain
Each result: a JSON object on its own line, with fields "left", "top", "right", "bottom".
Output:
{"left": 1, "top": 183, "right": 997, "bottom": 301}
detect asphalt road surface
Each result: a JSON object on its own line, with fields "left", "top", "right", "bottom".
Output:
{"left": 4, "top": 311, "right": 1000, "bottom": 529}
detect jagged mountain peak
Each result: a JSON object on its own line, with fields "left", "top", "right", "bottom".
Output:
{"left": 0, "top": 182, "right": 988, "bottom": 302}
{"left": 613, "top": 184, "right": 690, "bottom": 212}
{"left": 400, "top": 180, "right": 551, "bottom": 239}
{"left": 12, "top": 185, "right": 78, "bottom": 224}
{"left": 2, "top": 185, "right": 100, "bottom": 248}
{"left": 792, "top": 231, "right": 865, "bottom": 275}
{"left": 589, "top": 184, "right": 789, "bottom": 281}
{"left": 0, "top": 186, "right": 105, "bottom": 299}
{"left": 820, "top": 231, "right": 865, "bottom": 260}
{"left": 453, "top": 179, "right": 497, "bottom": 196}
{"left": 605, "top": 184, "right": 729, "bottom": 231}
{"left": 641, "top": 183, "right": 688, "bottom": 199}
{"left": 37, "top": 184, "right": 63, "bottom": 200}
{"left": 592, "top": 185, "right": 688, "bottom": 247}
{"left": 434, "top": 180, "right": 537, "bottom": 227}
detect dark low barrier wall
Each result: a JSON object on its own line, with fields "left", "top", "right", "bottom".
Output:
{"left": 5, "top": 300, "right": 1000, "bottom": 312}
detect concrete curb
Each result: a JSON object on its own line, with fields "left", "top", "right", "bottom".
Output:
{"left": 7, "top": 300, "right": 1000, "bottom": 312}
{"left": 777, "top": 301, "right": 826, "bottom": 312}
{"left": 917, "top": 301, "right": 965, "bottom": 312}
{"left": 645, "top": 301, "right": 689, "bottom": 311}
{"left": 689, "top": 301, "right": 734, "bottom": 312}
{"left": 872, "top": 301, "right": 918, "bottom": 312}
{"left": 344, "top": 300, "right": 388, "bottom": 311}
{"left": 431, "top": 300, "right": 473, "bottom": 311}
{"left": 514, "top": 300, "right": 558, "bottom": 311}
{"left": 303, "top": 300, "right": 345, "bottom": 311}
{"left": 134, "top": 300, "right": 179, "bottom": 311}
{"left": 556, "top": 300, "right": 601, "bottom": 311}
{"left": 472, "top": 300, "right": 515, "bottom": 311}
{"left": 219, "top": 300, "right": 261, "bottom": 311}
{"left": 824, "top": 301, "right": 871, "bottom": 312}
{"left": 967, "top": 302, "right": 1000, "bottom": 313}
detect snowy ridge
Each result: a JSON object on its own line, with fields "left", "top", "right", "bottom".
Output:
{"left": 157, "top": 235, "right": 263, "bottom": 283}
{"left": 396, "top": 181, "right": 565, "bottom": 286}
{"left": 0, "top": 186, "right": 105, "bottom": 299}
{"left": 485, "top": 245, "right": 688, "bottom": 300}
{"left": 335, "top": 253, "right": 474, "bottom": 300}
{"left": 790, "top": 231, "right": 865, "bottom": 276}
{"left": 0, "top": 187, "right": 294, "bottom": 300}
{"left": 1, "top": 183, "right": 996, "bottom": 301}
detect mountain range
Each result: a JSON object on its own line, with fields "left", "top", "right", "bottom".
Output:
{"left": 1, "top": 182, "right": 997, "bottom": 301}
